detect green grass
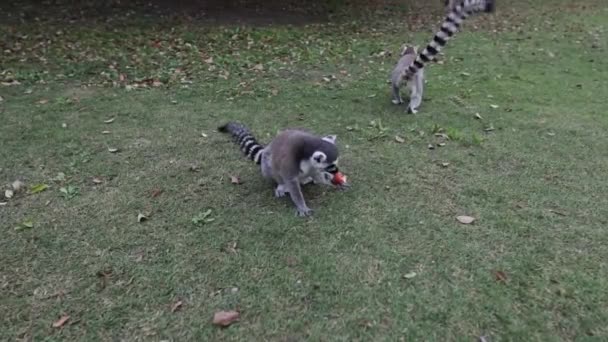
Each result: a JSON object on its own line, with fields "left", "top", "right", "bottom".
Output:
{"left": 2, "top": 0, "right": 608, "bottom": 340}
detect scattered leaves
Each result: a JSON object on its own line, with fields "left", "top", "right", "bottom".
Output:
{"left": 474, "top": 113, "right": 483, "bottom": 120}
{"left": 490, "top": 104, "right": 499, "bottom": 109}
{"left": 102, "top": 130, "right": 111, "bottom": 134}
{"left": 212, "top": 310, "right": 240, "bottom": 327}
{"left": 441, "top": 162, "right": 450, "bottom": 168}
{"left": 92, "top": 177, "right": 103, "bottom": 184}
{"left": 230, "top": 176, "right": 242, "bottom": 185}
{"left": 394, "top": 135, "right": 405, "bottom": 143}
{"left": 171, "top": 300, "right": 183, "bottom": 313}
{"left": 29, "top": 184, "right": 48, "bottom": 194}
{"left": 103, "top": 118, "right": 115, "bottom": 124}
{"left": 494, "top": 270, "right": 508, "bottom": 283}
{"left": 201, "top": 132, "right": 208, "bottom": 138}
{"left": 151, "top": 188, "right": 163, "bottom": 198}
{"left": 108, "top": 147, "right": 119, "bottom": 153}
{"left": 52, "top": 315, "right": 70, "bottom": 328}
{"left": 456, "top": 215, "right": 475, "bottom": 224}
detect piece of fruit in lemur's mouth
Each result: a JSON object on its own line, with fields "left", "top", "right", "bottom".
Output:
{"left": 331, "top": 172, "right": 348, "bottom": 186}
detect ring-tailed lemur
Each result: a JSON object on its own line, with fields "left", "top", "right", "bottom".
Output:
{"left": 399, "top": 0, "right": 496, "bottom": 113}
{"left": 391, "top": 45, "right": 424, "bottom": 113}
{"left": 218, "top": 122, "right": 346, "bottom": 217}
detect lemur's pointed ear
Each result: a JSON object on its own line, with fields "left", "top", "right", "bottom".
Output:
{"left": 322, "top": 135, "right": 337, "bottom": 144}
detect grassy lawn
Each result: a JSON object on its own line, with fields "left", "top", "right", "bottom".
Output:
{"left": 1, "top": 0, "right": 608, "bottom": 340}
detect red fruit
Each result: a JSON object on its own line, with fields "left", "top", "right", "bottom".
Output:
{"left": 332, "top": 172, "right": 347, "bottom": 185}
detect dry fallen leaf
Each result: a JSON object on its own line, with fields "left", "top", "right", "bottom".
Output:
{"left": 0, "top": 202, "right": 7, "bottom": 206}
{"left": 171, "top": 300, "right": 183, "bottom": 313}
{"left": 403, "top": 272, "right": 417, "bottom": 279}
{"left": 108, "top": 148, "right": 119, "bottom": 153}
{"left": 456, "top": 215, "right": 475, "bottom": 224}
{"left": 428, "top": 144, "right": 435, "bottom": 150}
{"left": 29, "top": 184, "right": 48, "bottom": 194}
{"left": 395, "top": 135, "right": 405, "bottom": 143}
{"left": 137, "top": 213, "right": 147, "bottom": 223}
{"left": 475, "top": 113, "right": 483, "bottom": 120}
{"left": 490, "top": 104, "right": 499, "bottom": 109}
{"left": 38, "top": 99, "right": 49, "bottom": 104}
{"left": 441, "top": 162, "right": 450, "bottom": 168}
{"left": 104, "top": 118, "right": 115, "bottom": 124}
{"left": 494, "top": 270, "right": 508, "bottom": 282}
{"left": 12, "top": 180, "right": 25, "bottom": 192}
{"left": 4, "top": 189, "right": 14, "bottom": 199}
{"left": 92, "top": 177, "right": 103, "bottom": 184}
{"left": 201, "top": 132, "right": 208, "bottom": 138}
{"left": 102, "top": 130, "right": 111, "bottom": 134}
{"left": 212, "top": 310, "right": 240, "bottom": 327}
{"left": 204, "top": 57, "right": 214, "bottom": 64}
{"left": 230, "top": 176, "right": 241, "bottom": 185}
{"left": 52, "top": 315, "right": 70, "bottom": 328}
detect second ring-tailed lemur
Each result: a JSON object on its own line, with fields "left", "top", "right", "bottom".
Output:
{"left": 397, "top": 0, "right": 496, "bottom": 113}
{"left": 391, "top": 45, "right": 424, "bottom": 114}
{"left": 218, "top": 122, "right": 346, "bottom": 217}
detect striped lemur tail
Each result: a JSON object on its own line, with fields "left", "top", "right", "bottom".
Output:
{"left": 402, "top": 0, "right": 495, "bottom": 80}
{"left": 218, "top": 122, "right": 264, "bottom": 165}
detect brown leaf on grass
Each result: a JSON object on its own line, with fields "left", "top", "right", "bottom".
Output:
{"left": 151, "top": 188, "right": 163, "bottom": 198}
{"left": 225, "top": 241, "right": 238, "bottom": 254}
{"left": 456, "top": 215, "right": 475, "bottom": 224}
{"left": 119, "top": 73, "right": 126, "bottom": 82}
{"left": 494, "top": 270, "right": 508, "bottom": 283}
{"left": 230, "top": 176, "right": 242, "bottom": 185}
{"left": 52, "top": 315, "right": 70, "bottom": 328}
{"left": 96, "top": 269, "right": 112, "bottom": 290}
{"left": 213, "top": 310, "right": 240, "bottom": 327}
{"left": 548, "top": 209, "right": 567, "bottom": 216}
{"left": 137, "top": 213, "right": 148, "bottom": 223}
{"left": 12, "top": 180, "right": 25, "bottom": 192}
{"left": 171, "top": 300, "right": 183, "bottom": 313}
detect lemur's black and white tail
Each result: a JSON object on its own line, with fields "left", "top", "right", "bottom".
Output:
{"left": 218, "top": 122, "right": 265, "bottom": 164}
{"left": 402, "top": 0, "right": 495, "bottom": 80}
